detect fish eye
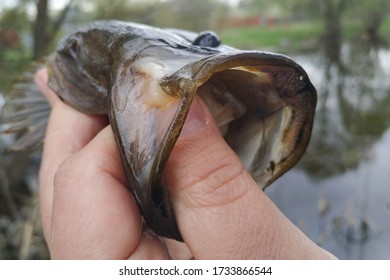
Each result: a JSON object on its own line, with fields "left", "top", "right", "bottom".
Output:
{"left": 192, "top": 31, "right": 221, "bottom": 48}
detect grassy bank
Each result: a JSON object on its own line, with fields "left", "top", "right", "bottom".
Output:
{"left": 218, "top": 19, "right": 390, "bottom": 52}
{"left": 218, "top": 21, "right": 323, "bottom": 51}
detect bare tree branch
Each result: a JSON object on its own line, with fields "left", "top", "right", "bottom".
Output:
{"left": 50, "top": 0, "right": 74, "bottom": 41}
{"left": 32, "top": 0, "right": 73, "bottom": 59}
{"left": 32, "top": 0, "right": 48, "bottom": 59}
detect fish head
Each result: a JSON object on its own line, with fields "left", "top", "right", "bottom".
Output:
{"left": 48, "top": 21, "right": 317, "bottom": 241}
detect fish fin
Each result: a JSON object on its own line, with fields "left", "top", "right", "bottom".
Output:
{"left": 0, "top": 63, "right": 50, "bottom": 152}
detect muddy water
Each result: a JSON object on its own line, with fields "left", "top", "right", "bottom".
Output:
{"left": 266, "top": 45, "right": 390, "bottom": 259}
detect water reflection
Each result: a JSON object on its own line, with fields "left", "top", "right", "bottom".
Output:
{"left": 296, "top": 45, "right": 390, "bottom": 178}
{"left": 267, "top": 44, "right": 390, "bottom": 259}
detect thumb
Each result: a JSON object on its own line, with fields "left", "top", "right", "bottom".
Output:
{"left": 164, "top": 96, "right": 334, "bottom": 259}
{"left": 165, "top": 96, "right": 265, "bottom": 258}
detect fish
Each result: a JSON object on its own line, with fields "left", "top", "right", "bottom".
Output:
{"left": 0, "top": 20, "right": 317, "bottom": 241}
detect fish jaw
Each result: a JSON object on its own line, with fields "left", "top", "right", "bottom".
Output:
{"left": 109, "top": 50, "right": 316, "bottom": 241}
{"left": 109, "top": 58, "right": 197, "bottom": 241}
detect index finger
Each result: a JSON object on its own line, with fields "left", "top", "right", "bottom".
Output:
{"left": 36, "top": 69, "right": 108, "bottom": 240}
{"left": 34, "top": 68, "right": 59, "bottom": 106}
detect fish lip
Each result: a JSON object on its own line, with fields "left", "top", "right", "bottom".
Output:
{"left": 160, "top": 50, "right": 311, "bottom": 93}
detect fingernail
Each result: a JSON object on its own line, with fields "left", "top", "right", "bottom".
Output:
{"left": 34, "top": 68, "right": 48, "bottom": 92}
{"left": 179, "top": 97, "right": 207, "bottom": 139}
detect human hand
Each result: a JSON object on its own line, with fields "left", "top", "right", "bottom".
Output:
{"left": 36, "top": 68, "right": 336, "bottom": 259}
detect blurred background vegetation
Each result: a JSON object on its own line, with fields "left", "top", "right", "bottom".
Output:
{"left": 1, "top": 0, "right": 389, "bottom": 92}
{"left": 1, "top": 0, "right": 390, "bottom": 259}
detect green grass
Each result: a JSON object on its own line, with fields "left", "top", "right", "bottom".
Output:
{"left": 218, "top": 22, "right": 323, "bottom": 51}
{"left": 218, "top": 19, "right": 390, "bottom": 52}
{"left": 379, "top": 17, "right": 390, "bottom": 37}
{"left": 343, "top": 17, "right": 390, "bottom": 40}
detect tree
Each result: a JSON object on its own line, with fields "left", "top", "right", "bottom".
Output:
{"left": 348, "top": 0, "right": 390, "bottom": 46}
{"left": 33, "top": 0, "right": 73, "bottom": 59}
{"left": 317, "top": 0, "right": 348, "bottom": 63}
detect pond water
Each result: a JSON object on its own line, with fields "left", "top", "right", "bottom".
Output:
{"left": 266, "top": 45, "right": 390, "bottom": 259}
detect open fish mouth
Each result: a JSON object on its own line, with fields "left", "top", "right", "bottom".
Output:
{"left": 106, "top": 51, "right": 316, "bottom": 241}
{"left": 1, "top": 21, "right": 316, "bottom": 241}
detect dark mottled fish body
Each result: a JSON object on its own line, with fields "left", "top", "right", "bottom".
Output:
{"left": 0, "top": 21, "right": 316, "bottom": 241}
